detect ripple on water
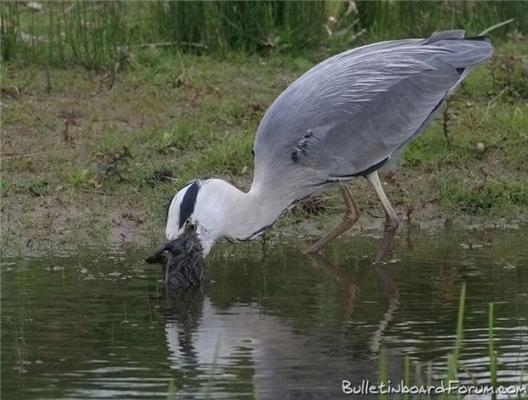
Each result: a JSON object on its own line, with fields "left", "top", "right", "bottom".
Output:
{"left": 2, "top": 229, "right": 528, "bottom": 399}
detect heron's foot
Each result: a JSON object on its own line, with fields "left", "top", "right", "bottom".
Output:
{"left": 384, "top": 216, "right": 400, "bottom": 232}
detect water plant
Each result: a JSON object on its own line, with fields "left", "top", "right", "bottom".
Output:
{"left": 377, "top": 283, "right": 527, "bottom": 400}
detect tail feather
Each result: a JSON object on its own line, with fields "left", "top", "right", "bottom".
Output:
{"left": 423, "top": 30, "right": 465, "bottom": 44}
{"left": 422, "top": 30, "right": 494, "bottom": 95}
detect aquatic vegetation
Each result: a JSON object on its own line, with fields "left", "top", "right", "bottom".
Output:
{"left": 377, "top": 284, "right": 527, "bottom": 400}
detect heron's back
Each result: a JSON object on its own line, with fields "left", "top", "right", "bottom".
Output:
{"left": 252, "top": 30, "right": 493, "bottom": 199}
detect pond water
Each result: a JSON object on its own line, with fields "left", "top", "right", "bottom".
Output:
{"left": 2, "top": 228, "right": 527, "bottom": 399}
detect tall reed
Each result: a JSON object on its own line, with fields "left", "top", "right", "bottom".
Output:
{"left": 357, "top": 1, "right": 527, "bottom": 40}
{"left": 1, "top": 1, "right": 150, "bottom": 67}
{"left": 488, "top": 303, "right": 498, "bottom": 400}
{"left": 155, "top": 1, "right": 328, "bottom": 54}
{"left": 1, "top": 1, "right": 526, "bottom": 67}
{"left": 0, "top": 1, "right": 19, "bottom": 62}
{"left": 378, "top": 348, "right": 388, "bottom": 400}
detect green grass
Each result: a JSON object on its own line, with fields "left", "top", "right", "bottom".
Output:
{"left": 65, "top": 167, "right": 92, "bottom": 189}
{"left": 0, "top": 1, "right": 331, "bottom": 66}
{"left": 2, "top": 1, "right": 527, "bottom": 67}
{"left": 447, "top": 283, "right": 466, "bottom": 384}
{"left": 156, "top": 1, "right": 329, "bottom": 55}
{"left": 488, "top": 303, "right": 498, "bottom": 399}
{"left": 1, "top": 34, "right": 527, "bottom": 250}
{"left": 358, "top": 1, "right": 527, "bottom": 42}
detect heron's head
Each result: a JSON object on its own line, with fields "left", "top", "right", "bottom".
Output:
{"left": 145, "top": 180, "right": 215, "bottom": 288}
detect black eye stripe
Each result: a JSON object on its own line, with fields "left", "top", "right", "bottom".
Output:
{"left": 179, "top": 181, "right": 200, "bottom": 229}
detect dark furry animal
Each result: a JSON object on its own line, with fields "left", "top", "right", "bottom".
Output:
{"left": 145, "top": 224, "right": 205, "bottom": 289}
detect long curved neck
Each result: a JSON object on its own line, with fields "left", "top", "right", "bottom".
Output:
{"left": 198, "top": 179, "right": 296, "bottom": 242}
{"left": 224, "top": 184, "right": 295, "bottom": 241}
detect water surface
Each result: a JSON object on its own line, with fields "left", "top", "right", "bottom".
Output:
{"left": 2, "top": 229, "right": 527, "bottom": 399}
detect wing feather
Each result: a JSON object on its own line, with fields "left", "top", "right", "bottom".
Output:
{"left": 252, "top": 31, "right": 493, "bottom": 193}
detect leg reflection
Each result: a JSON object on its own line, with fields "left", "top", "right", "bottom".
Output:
{"left": 374, "top": 225, "right": 398, "bottom": 264}
{"left": 369, "top": 264, "right": 399, "bottom": 354}
{"left": 305, "top": 251, "right": 399, "bottom": 355}
{"left": 306, "top": 252, "right": 360, "bottom": 320}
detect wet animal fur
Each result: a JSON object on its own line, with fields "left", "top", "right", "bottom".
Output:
{"left": 145, "top": 224, "right": 205, "bottom": 289}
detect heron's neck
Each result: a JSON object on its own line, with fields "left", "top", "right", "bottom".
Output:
{"left": 200, "top": 179, "right": 295, "bottom": 242}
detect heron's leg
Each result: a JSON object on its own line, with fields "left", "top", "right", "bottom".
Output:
{"left": 365, "top": 171, "right": 399, "bottom": 229}
{"left": 304, "top": 185, "right": 359, "bottom": 254}
{"left": 366, "top": 171, "right": 399, "bottom": 263}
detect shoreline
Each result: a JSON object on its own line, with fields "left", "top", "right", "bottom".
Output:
{"left": 2, "top": 195, "right": 527, "bottom": 258}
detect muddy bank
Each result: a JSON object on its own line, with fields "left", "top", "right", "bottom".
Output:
{"left": 2, "top": 187, "right": 527, "bottom": 258}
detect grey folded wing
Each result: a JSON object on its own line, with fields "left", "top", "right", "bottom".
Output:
{"left": 253, "top": 31, "right": 493, "bottom": 182}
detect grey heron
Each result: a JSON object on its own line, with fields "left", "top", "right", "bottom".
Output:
{"left": 146, "top": 30, "right": 493, "bottom": 287}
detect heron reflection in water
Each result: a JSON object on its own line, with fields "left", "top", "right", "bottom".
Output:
{"left": 160, "top": 253, "right": 400, "bottom": 398}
